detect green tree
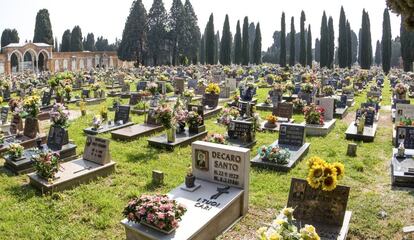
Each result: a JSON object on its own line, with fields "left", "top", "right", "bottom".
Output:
{"left": 70, "top": 26, "right": 83, "bottom": 52}
{"left": 400, "top": 16, "right": 414, "bottom": 72}
{"left": 374, "top": 40, "right": 382, "bottom": 65}
{"left": 360, "top": 9, "right": 373, "bottom": 69}
{"left": 328, "top": 16, "right": 335, "bottom": 68}
{"left": 84, "top": 33, "right": 96, "bottom": 51}
{"left": 338, "top": 6, "right": 347, "bottom": 68}
{"left": 199, "top": 34, "right": 205, "bottom": 64}
{"left": 205, "top": 13, "right": 215, "bottom": 64}
{"left": 117, "top": 0, "right": 147, "bottom": 64}
{"left": 60, "top": 30, "right": 71, "bottom": 52}
{"left": 220, "top": 14, "right": 232, "bottom": 65}
{"left": 289, "top": 17, "right": 296, "bottom": 66}
{"left": 248, "top": 22, "right": 256, "bottom": 63}
{"left": 351, "top": 30, "right": 358, "bottom": 63}
{"left": 320, "top": 12, "right": 328, "bottom": 68}
{"left": 299, "top": 10, "right": 307, "bottom": 66}
{"left": 1, "top": 29, "right": 19, "bottom": 49}
{"left": 280, "top": 12, "right": 287, "bottom": 67}
{"left": 148, "top": 0, "right": 168, "bottom": 65}
{"left": 358, "top": 28, "right": 362, "bottom": 64}
{"left": 183, "top": 0, "right": 200, "bottom": 64}
{"left": 214, "top": 31, "right": 220, "bottom": 64}
{"left": 382, "top": 8, "right": 392, "bottom": 73}
{"left": 346, "top": 21, "right": 352, "bottom": 68}
{"left": 169, "top": 0, "right": 185, "bottom": 65}
{"left": 306, "top": 24, "right": 312, "bottom": 66}
{"left": 95, "top": 36, "right": 110, "bottom": 51}
{"left": 242, "top": 17, "right": 249, "bottom": 65}
{"left": 54, "top": 37, "right": 58, "bottom": 52}
{"left": 33, "top": 9, "right": 54, "bottom": 45}
{"left": 253, "top": 22, "right": 262, "bottom": 64}
{"left": 315, "top": 38, "right": 320, "bottom": 62}
{"left": 234, "top": 20, "right": 242, "bottom": 64}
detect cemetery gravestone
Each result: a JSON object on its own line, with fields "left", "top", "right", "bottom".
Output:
{"left": 174, "top": 78, "right": 185, "bottom": 95}
{"left": 83, "top": 136, "right": 111, "bottom": 165}
{"left": 202, "top": 94, "right": 219, "bottom": 109}
{"left": 188, "top": 79, "right": 198, "bottom": 90}
{"left": 337, "top": 95, "right": 348, "bottom": 109}
{"left": 129, "top": 93, "right": 140, "bottom": 106}
{"left": 81, "top": 89, "right": 90, "bottom": 99}
{"left": 1, "top": 106, "right": 9, "bottom": 124}
{"left": 156, "top": 81, "right": 166, "bottom": 95}
{"left": 42, "top": 91, "right": 52, "bottom": 106}
{"left": 395, "top": 126, "right": 414, "bottom": 149}
{"left": 393, "top": 99, "right": 410, "bottom": 109}
{"left": 364, "top": 110, "right": 375, "bottom": 126}
{"left": 137, "top": 81, "right": 148, "bottom": 91}
{"left": 47, "top": 126, "right": 69, "bottom": 151}
{"left": 226, "top": 78, "right": 237, "bottom": 91}
{"left": 10, "top": 114, "right": 22, "bottom": 134}
{"left": 315, "top": 97, "right": 334, "bottom": 121}
{"left": 273, "top": 102, "right": 293, "bottom": 120}
{"left": 228, "top": 120, "right": 255, "bottom": 147}
{"left": 395, "top": 104, "right": 414, "bottom": 123}
{"left": 279, "top": 124, "right": 305, "bottom": 147}
{"left": 114, "top": 105, "right": 130, "bottom": 124}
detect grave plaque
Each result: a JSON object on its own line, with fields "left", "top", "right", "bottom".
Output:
{"left": 83, "top": 136, "right": 111, "bottom": 165}
{"left": 392, "top": 99, "right": 410, "bottom": 109}
{"left": 114, "top": 105, "right": 130, "bottom": 124}
{"left": 42, "top": 91, "right": 52, "bottom": 106}
{"left": 81, "top": 89, "right": 90, "bottom": 99}
{"left": 395, "top": 104, "right": 414, "bottom": 123}
{"left": 273, "top": 102, "right": 293, "bottom": 120}
{"left": 156, "top": 81, "right": 166, "bottom": 95}
{"left": 146, "top": 108, "right": 159, "bottom": 125}
{"left": 228, "top": 120, "right": 255, "bottom": 144}
{"left": 287, "top": 178, "right": 350, "bottom": 226}
{"left": 188, "top": 79, "right": 198, "bottom": 90}
{"left": 23, "top": 118, "right": 39, "bottom": 139}
{"left": 9, "top": 114, "right": 22, "bottom": 134}
{"left": 192, "top": 141, "right": 250, "bottom": 213}
{"left": 174, "top": 77, "right": 185, "bottom": 95}
{"left": 226, "top": 78, "right": 237, "bottom": 91}
{"left": 315, "top": 97, "right": 334, "bottom": 121}
{"left": 47, "top": 126, "right": 69, "bottom": 151}
{"left": 1, "top": 106, "right": 9, "bottom": 124}
{"left": 336, "top": 95, "right": 348, "bottom": 109}
{"left": 395, "top": 126, "right": 414, "bottom": 149}
{"left": 129, "top": 93, "right": 141, "bottom": 106}
{"left": 278, "top": 124, "right": 305, "bottom": 147}
{"left": 364, "top": 110, "right": 375, "bottom": 126}
{"left": 238, "top": 101, "right": 254, "bottom": 118}
{"left": 137, "top": 81, "right": 148, "bottom": 91}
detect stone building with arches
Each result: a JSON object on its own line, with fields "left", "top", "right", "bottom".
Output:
{"left": 0, "top": 42, "right": 125, "bottom": 75}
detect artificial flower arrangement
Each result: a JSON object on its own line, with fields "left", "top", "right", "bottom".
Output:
{"left": 306, "top": 156, "right": 344, "bottom": 191}
{"left": 154, "top": 105, "right": 174, "bottom": 129}
{"left": 147, "top": 82, "right": 159, "bottom": 95}
{"left": 100, "top": 105, "right": 108, "bottom": 121}
{"left": 123, "top": 194, "right": 187, "bottom": 233}
{"left": 183, "top": 89, "right": 195, "bottom": 99}
{"left": 272, "top": 83, "right": 285, "bottom": 93}
{"left": 203, "top": 133, "right": 227, "bottom": 145}
{"left": 322, "top": 85, "right": 335, "bottom": 96}
{"left": 398, "top": 116, "right": 414, "bottom": 126}
{"left": 92, "top": 115, "right": 102, "bottom": 130}
{"left": 252, "top": 112, "right": 262, "bottom": 131}
{"left": 258, "top": 145, "right": 291, "bottom": 165}
{"left": 174, "top": 108, "right": 188, "bottom": 131}
{"left": 186, "top": 110, "right": 203, "bottom": 128}
{"left": 236, "top": 68, "right": 244, "bottom": 76}
{"left": 395, "top": 83, "right": 407, "bottom": 95}
{"left": 6, "top": 143, "right": 24, "bottom": 160}
{"left": 265, "top": 114, "right": 278, "bottom": 125}
{"left": 303, "top": 103, "right": 325, "bottom": 125}
{"left": 300, "top": 83, "right": 314, "bottom": 94}
{"left": 284, "top": 82, "right": 295, "bottom": 95}
{"left": 50, "top": 103, "right": 69, "bottom": 128}
{"left": 218, "top": 106, "right": 240, "bottom": 126}
{"left": 157, "top": 74, "right": 169, "bottom": 82}
{"left": 32, "top": 151, "right": 60, "bottom": 182}
{"left": 292, "top": 98, "right": 306, "bottom": 113}
{"left": 257, "top": 207, "right": 320, "bottom": 240}
{"left": 266, "top": 74, "right": 276, "bottom": 84}
{"left": 22, "top": 95, "right": 40, "bottom": 118}
{"left": 205, "top": 83, "right": 221, "bottom": 95}
{"left": 64, "top": 84, "right": 72, "bottom": 100}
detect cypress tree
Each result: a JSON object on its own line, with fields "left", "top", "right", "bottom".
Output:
{"left": 214, "top": 31, "right": 220, "bottom": 64}
{"left": 60, "top": 30, "right": 71, "bottom": 52}
{"left": 220, "top": 15, "right": 232, "bottom": 65}
{"left": 199, "top": 34, "right": 205, "bottom": 64}
{"left": 169, "top": 0, "right": 185, "bottom": 66}
{"left": 253, "top": 22, "right": 262, "bottom": 64}
{"left": 183, "top": 0, "right": 201, "bottom": 64}
{"left": 306, "top": 24, "right": 312, "bottom": 66}
{"left": 1, "top": 29, "right": 19, "bottom": 49}
{"left": 351, "top": 30, "right": 358, "bottom": 63}
{"left": 358, "top": 28, "right": 362, "bottom": 64}
{"left": 315, "top": 38, "right": 320, "bottom": 62}
{"left": 205, "top": 13, "right": 215, "bottom": 64}
{"left": 328, "top": 16, "right": 335, "bottom": 68}
{"left": 248, "top": 23, "right": 256, "bottom": 63}
{"left": 148, "top": 0, "right": 168, "bottom": 65}
{"left": 289, "top": 17, "right": 296, "bottom": 66}
{"left": 234, "top": 20, "right": 242, "bottom": 64}
{"left": 33, "top": 9, "right": 54, "bottom": 45}
{"left": 280, "top": 12, "right": 287, "bottom": 67}
{"left": 346, "top": 21, "right": 352, "bottom": 68}
{"left": 299, "top": 11, "right": 307, "bottom": 66}
{"left": 338, "top": 6, "right": 347, "bottom": 68}
{"left": 382, "top": 8, "right": 392, "bottom": 73}
{"left": 242, "top": 17, "right": 249, "bottom": 65}
{"left": 400, "top": 16, "right": 414, "bottom": 72}
{"left": 118, "top": 0, "right": 148, "bottom": 64}
{"left": 374, "top": 40, "right": 382, "bottom": 66}
{"left": 360, "top": 10, "right": 373, "bottom": 69}
{"left": 70, "top": 26, "right": 83, "bottom": 52}
{"left": 54, "top": 37, "right": 58, "bottom": 52}
{"left": 85, "top": 33, "right": 96, "bottom": 52}
{"left": 320, "top": 12, "right": 328, "bottom": 68}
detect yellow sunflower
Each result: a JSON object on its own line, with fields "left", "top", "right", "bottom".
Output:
{"left": 323, "top": 164, "right": 337, "bottom": 177}
{"left": 307, "top": 164, "right": 324, "bottom": 189}
{"left": 322, "top": 175, "right": 338, "bottom": 191}
{"left": 306, "top": 156, "right": 324, "bottom": 168}
{"left": 332, "top": 162, "right": 345, "bottom": 180}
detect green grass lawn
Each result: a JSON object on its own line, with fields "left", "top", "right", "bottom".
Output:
{"left": 0, "top": 79, "right": 413, "bottom": 240}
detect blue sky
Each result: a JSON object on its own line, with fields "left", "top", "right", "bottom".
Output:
{"left": 0, "top": 0, "right": 401, "bottom": 49}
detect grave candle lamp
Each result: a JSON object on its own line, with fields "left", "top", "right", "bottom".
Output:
{"left": 185, "top": 165, "right": 195, "bottom": 188}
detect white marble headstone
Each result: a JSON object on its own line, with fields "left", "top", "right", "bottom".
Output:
{"left": 315, "top": 97, "right": 334, "bottom": 121}
{"left": 226, "top": 78, "right": 237, "bottom": 92}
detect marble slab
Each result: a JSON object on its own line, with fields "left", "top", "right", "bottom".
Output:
{"left": 83, "top": 122, "right": 134, "bottom": 135}
{"left": 345, "top": 122, "right": 377, "bottom": 142}
{"left": 111, "top": 123, "right": 164, "bottom": 141}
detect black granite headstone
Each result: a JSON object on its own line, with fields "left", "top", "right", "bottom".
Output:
{"left": 42, "top": 91, "right": 52, "bottom": 106}
{"left": 146, "top": 108, "right": 160, "bottom": 125}
{"left": 336, "top": 95, "right": 348, "bottom": 109}
{"left": 137, "top": 81, "right": 148, "bottom": 91}
{"left": 114, "top": 105, "right": 130, "bottom": 124}
{"left": 1, "top": 106, "right": 9, "bottom": 124}
{"left": 278, "top": 124, "right": 305, "bottom": 147}
{"left": 47, "top": 126, "right": 69, "bottom": 151}
{"left": 392, "top": 99, "right": 410, "bottom": 109}
{"left": 364, "top": 110, "right": 375, "bottom": 126}
{"left": 129, "top": 93, "right": 141, "bottom": 106}
{"left": 273, "top": 102, "right": 293, "bottom": 119}
{"left": 81, "top": 89, "right": 90, "bottom": 99}
{"left": 395, "top": 126, "right": 414, "bottom": 149}
{"left": 228, "top": 120, "right": 255, "bottom": 143}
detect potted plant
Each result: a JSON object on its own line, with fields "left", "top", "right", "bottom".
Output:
{"left": 303, "top": 103, "right": 325, "bottom": 125}
{"left": 185, "top": 165, "right": 196, "bottom": 188}
{"left": 32, "top": 151, "right": 60, "bottom": 182}
{"left": 147, "top": 82, "right": 159, "bottom": 96}
{"left": 203, "top": 133, "right": 227, "bottom": 145}
{"left": 258, "top": 145, "right": 291, "bottom": 165}
{"left": 322, "top": 85, "right": 335, "bottom": 96}
{"left": 205, "top": 83, "right": 221, "bottom": 101}
{"left": 6, "top": 143, "right": 24, "bottom": 161}
{"left": 155, "top": 105, "right": 175, "bottom": 142}
{"left": 21, "top": 95, "right": 40, "bottom": 138}
{"left": 64, "top": 84, "right": 72, "bottom": 101}
{"left": 55, "top": 87, "right": 65, "bottom": 103}
{"left": 174, "top": 108, "right": 188, "bottom": 133}
{"left": 257, "top": 207, "right": 320, "bottom": 240}
{"left": 284, "top": 82, "right": 295, "bottom": 96}
{"left": 187, "top": 110, "right": 203, "bottom": 134}
{"left": 292, "top": 98, "right": 306, "bottom": 114}
{"left": 264, "top": 114, "right": 278, "bottom": 128}
{"left": 50, "top": 103, "right": 69, "bottom": 128}
{"left": 183, "top": 89, "right": 195, "bottom": 106}
{"left": 123, "top": 194, "right": 187, "bottom": 234}
{"left": 218, "top": 106, "right": 240, "bottom": 126}
{"left": 394, "top": 83, "right": 407, "bottom": 100}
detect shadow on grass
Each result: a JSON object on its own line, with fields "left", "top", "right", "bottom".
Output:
{"left": 144, "top": 181, "right": 165, "bottom": 191}
{"left": 0, "top": 166, "right": 16, "bottom": 177}
{"left": 125, "top": 147, "right": 161, "bottom": 163}
{"left": 4, "top": 183, "right": 39, "bottom": 201}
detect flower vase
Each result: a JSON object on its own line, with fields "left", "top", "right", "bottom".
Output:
{"left": 185, "top": 175, "right": 196, "bottom": 188}
{"left": 357, "top": 118, "right": 365, "bottom": 134}
{"left": 177, "top": 122, "right": 185, "bottom": 133}
{"left": 167, "top": 127, "right": 176, "bottom": 143}
{"left": 397, "top": 93, "right": 406, "bottom": 100}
